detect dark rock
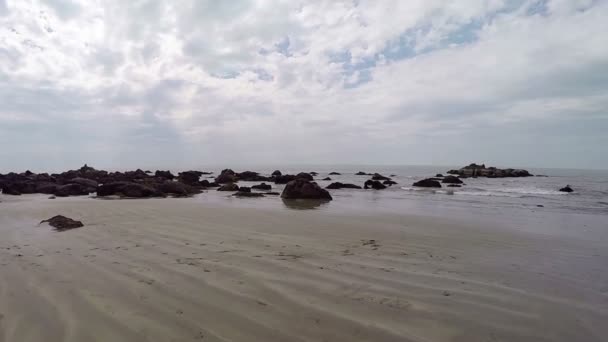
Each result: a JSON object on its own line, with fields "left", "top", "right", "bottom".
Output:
{"left": 178, "top": 171, "right": 203, "bottom": 185}
{"left": 281, "top": 180, "right": 332, "bottom": 200}
{"left": 322, "top": 177, "right": 332, "bottom": 181}
{"left": 355, "top": 171, "right": 370, "bottom": 176}
{"left": 97, "top": 182, "right": 161, "bottom": 198}
{"left": 233, "top": 192, "right": 264, "bottom": 198}
{"left": 296, "top": 172, "right": 314, "bottom": 181}
{"left": 327, "top": 182, "right": 362, "bottom": 190}
{"left": 40, "top": 215, "right": 84, "bottom": 231}
{"left": 274, "top": 174, "right": 297, "bottom": 184}
{"left": 442, "top": 175, "right": 463, "bottom": 184}
{"left": 448, "top": 163, "right": 533, "bottom": 178}
{"left": 537, "top": 204, "right": 544, "bottom": 207}
{"left": 215, "top": 169, "right": 237, "bottom": 183}
{"left": 371, "top": 173, "right": 391, "bottom": 181}
{"left": 55, "top": 184, "right": 94, "bottom": 197}
{"left": 200, "top": 180, "right": 219, "bottom": 188}
{"left": 435, "top": 174, "right": 444, "bottom": 177}
{"left": 251, "top": 183, "right": 272, "bottom": 191}
{"left": 237, "top": 171, "right": 270, "bottom": 182}
{"left": 158, "top": 181, "right": 198, "bottom": 197}
{"left": 238, "top": 186, "right": 251, "bottom": 193}
{"left": 413, "top": 179, "right": 442, "bottom": 188}
{"left": 559, "top": 185, "right": 574, "bottom": 193}
{"left": 329, "top": 172, "right": 341, "bottom": 175}
{"left": 447, "top": 184, "right": 462, "bottom": 188}
{"left": 271, "top": 170, "right": 282, "bottom": 177}
{"left": 69, "top": 177, "right": 99, "bottom": 188}
{"left": 364, "top": 180, "right": 386, "bottom": 190}
{"left": 217, "top": 183, "right": 239, "bottom": 192}
{"left": 155, "top": 170, "right": 175, "bottom": 180}
{"left": 264, "top": 192, "right": 280, "bottom": 196}
{"left": 383, "top": 180, "right": 397, "bottom": 186}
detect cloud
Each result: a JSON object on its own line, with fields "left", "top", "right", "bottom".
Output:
{"left": 0, "top": 0, "right": 607, "bottom": 171}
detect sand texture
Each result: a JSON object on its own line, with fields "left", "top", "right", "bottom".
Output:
{"left": 0, "top": 195, "right": 607, "bottom": 341}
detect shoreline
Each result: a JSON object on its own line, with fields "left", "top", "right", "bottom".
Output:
{"left": 1, "top": 197, "right": 607, "bottom": 341}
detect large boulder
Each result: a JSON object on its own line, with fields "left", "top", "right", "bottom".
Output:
{"left": 413, "top": 179, "right": 442, "bottom": 188}
{"left": 271, "top": 170, "right": 282, "bottom": 177}
{"left": 559, "top": 185, "right": 574, "bottom": 193}
{"left": 448, "top": 163, "right": 533, "bottom": 178}
{"left": 326, "top": 182, "right": 362, "bottom": 190}
{"left": 40, "top": 215, "right": 84, "bottom": 231}
{"left": 364, "top": 180, "right": 386, "bottom": 190}
{"left": 441, "top": 176, "right": 463, "bottom": 184}
{"left": 281, "top": 180, "right": 332, "bottom": 200}
{"left": 215, "top": 169, "right": 238, "bottom": 184}
{"left": 296, "top": 172, "right": 314, "bottom": 181}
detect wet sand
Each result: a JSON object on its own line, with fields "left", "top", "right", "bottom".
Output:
{"left": 0, "top": 195, "right": 607, "bottom": 342}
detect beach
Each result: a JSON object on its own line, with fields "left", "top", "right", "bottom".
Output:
{"left": 1, "top": 194, "right": 607, "bottom": 342}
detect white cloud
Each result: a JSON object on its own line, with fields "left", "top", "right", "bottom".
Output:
{"left": 0, "top": 0, "right": 607, "bottom": 170}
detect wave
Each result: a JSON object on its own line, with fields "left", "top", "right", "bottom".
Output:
{"left": 401, "top": 186, "right": 569, "bottom": 198}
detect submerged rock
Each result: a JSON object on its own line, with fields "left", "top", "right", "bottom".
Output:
{"left": 40, "top": 215, "right": 84, "bottom": 231}
{"left": 559, "top": 185, "right": 574, "bottom": 193}
{"left": 251, "top": 183, "right": 272, "bottom": 190}
{"left": 217, "top": 183, "right": 239, "bottom": 192}
{"left": 233, "top": 192, "right": 264, "bottom": 198}
{"left": 326, "top": 182, "right": 362, "bottom": 190}
{"left": 329, "top": 172, "right": 341, "bottom": 175}
{"left": 281, "top": 179, "right": 332, "bottom": 200}
{"left": 364, "top": 180, "right": 386, "bottom": 190}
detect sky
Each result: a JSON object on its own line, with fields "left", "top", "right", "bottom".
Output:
{"left": 1, "top": 0, "right": 607, "bottom": 172}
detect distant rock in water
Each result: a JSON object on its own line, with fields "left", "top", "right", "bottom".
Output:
{"left": 326, "top": 182, "right": 362, "bottom": 190}
{"left": 447, "top": 184, "right": 462, "bottom": 188}
{"left": 322, "top": 177, "right": 332, "bottom": 181}
{"left": 251, "top": 183, "right": 272, "bottom": 190}
{"left": 371, "top": 173, "right": 391, "bottom": 181}
{"left": 383, "top": 180, "right": 397, "bottom": 186}
{"left": 329, "top": 172, "right": 341, "bottom": 175}
{"left": 413, "top": 179, "right": 442, "bottom": 188}
{"left": 364, "top": 180, "right": 386, "bottom": 190}
{"left": 272, "top": 170, "right": 282, "bottom": 177}
{"left": 441, "top": 175, "right": 463, "bottom": 184}
{"left": 215, "top": 169, "right": 237, "bottom": 184}
{"left": 436, "top": 174, "right": 444, "bottom": 177}
{"left": 281, "top": 179, "right": 332, "bottom": 200}
{"left": 559, "top": 185, "right": 574, "bottom": 193}
{"left": 40, "top": 215, "right": 84, "bottom": 231}
{"left": 447, "top": 163, "right": 532, "bottom": 178}
{"left": 355, "top": 171, "right": 371, "bottom": 176}
{"left": 217, "top": 183, "right": 239, "bottom": 192}
{"left": 97, "top": 182, "right": 162, "bottom": 198}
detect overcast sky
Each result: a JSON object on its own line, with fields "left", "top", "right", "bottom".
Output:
{"left": 1, "top": 0, "right": 607, "bottom": 172}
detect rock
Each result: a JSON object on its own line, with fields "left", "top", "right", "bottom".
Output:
{"left": 355, "top": 171, "right": 370, "bottom": 176}
{"left": 217, "top": 183, "right": 239, "bottom": 192}
{"left": 383, "top": 180, "right": 397, "bottom": 186}
{"left": 251, "top": 183, "right": 272, "bottom": 190}
{"left": 537, "top": 204, "right": 544, "bottom": 207}
{"left": 40, "top": 215, "right": 84, "bottom": 231}
{"left": 200, "top": 180, "right": 219, "bottom": 188}
{"left": 155, "top": 170, "right": 175, "bottom": 180}
{"left": 447, "top": 184, "right": 461, "bottom": 188}
{"left": 436, "top": 174, "right": 444, "bottom": 177}
{"left": 281, "top": 180, "right": 332, "bottom": 200}
{"left": 48, "top": 196, "right": 56, "bottom": 199}
{"left": 238, "top": 186, "right": 251, "bottom": 193}
{"left": 158, "top": 181, "right": 197, "bottom": 197}
{"left": 413, "top": 179, "right": 442, "bottom": 188}
{"left": 274, "top": 174, "right": 297, "bottom": 184}
{"left": 296, "top": 172, "right": 314, "bottom": 181}
{"left": 237, "top": 171, "right": 269, "bottom": 182}
{"left": 264, "top": 192, "right": 280, "bottom": 195}
{"left": 1, "top": 185, "right": 22, "bottom": 195}
{"left": 215, "top": 169, "right": 237, "bottom": 184}
{"left": 322, "top": 177, "right": 332, "bottom": 181}
{"left": 448, "top": 163, "right": 533, "bottom": 178}
{"left": 364, "top": 180, "right": 386, "bottom": 190}
{"left": 233, "top": 192, "right": 264, "bottom": 198}
{"left": 271, "top": 170, "right": 282, "bottom": 177}
{"left": 441, "top": 175, "right": 463, "bottom": 184}
{"left": 371, "top": 173, "right": 391, "bottom": 181}
{"left": 55, "top": 184, "right": 94, "bottom": 197}
{"left": 178, "top": 171, "right": 203, "bottom": 185}
{"left": 559, "top": 185, "right": 573, "bottom": 193}
{"left": 326, "top": 182, "right": 362, "bottom": 190}
{"left": 329, "top": 172, "right": 341, "bottom": 175}
{"left": 97, "top": 182, "right": 161, "bottom": 198}
{"left": 69, "top": 177, "right": 99, "bottom": 188}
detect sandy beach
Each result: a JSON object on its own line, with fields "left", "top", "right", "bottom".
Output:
{"left": 0, "top": 194, "right": 607, "bottom": 342}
